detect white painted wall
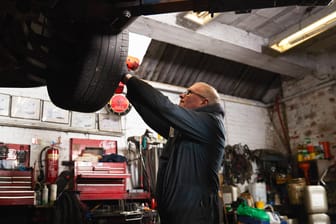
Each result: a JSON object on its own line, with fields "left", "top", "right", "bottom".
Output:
{"left": 0, "top": 83, "right": 275, "bottom": 172}
{"left": 224, "top": 100, "right": 275, "bottom": 150}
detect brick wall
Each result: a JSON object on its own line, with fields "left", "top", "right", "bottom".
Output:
{"left": 281, "top": 75, "right": 336, "bottom": 157}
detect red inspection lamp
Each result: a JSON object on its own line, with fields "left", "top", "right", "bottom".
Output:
{"left": 106, "top": 56, "right": 140, "bottom": 115}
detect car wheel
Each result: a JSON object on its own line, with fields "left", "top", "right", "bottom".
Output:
{"left": 1, "top": 1, "right": 130, "bottom": 113}
{"left": 46, "top": 22, "right": 129, "bottom": 112}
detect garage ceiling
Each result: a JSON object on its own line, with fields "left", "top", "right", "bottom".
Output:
{"left": 134, "top": 39, "right": 282, "bottom": 104}
{"left": 128, "top": 3, "right": 336, "bottom": 103}
{"left": 1, "top": 1, "right": 335, "bottom": 109}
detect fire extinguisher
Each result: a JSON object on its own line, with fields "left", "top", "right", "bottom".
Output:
{"left": 38, "top": 145, "right": 59, "bottom": 184}
{"left": 46, "top": 146, "right": 59, "bottom": 184}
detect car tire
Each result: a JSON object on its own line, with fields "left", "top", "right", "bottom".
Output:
{"left": 46, "top": 22, "right": 129, "bottom": 112}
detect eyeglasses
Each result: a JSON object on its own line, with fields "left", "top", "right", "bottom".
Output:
{"left": 183, "top": 89, "right": 207, "bottom": 99}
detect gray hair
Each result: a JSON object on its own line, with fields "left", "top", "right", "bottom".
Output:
{"left": 193, "top": 82, "right": 220, "bottom": 104}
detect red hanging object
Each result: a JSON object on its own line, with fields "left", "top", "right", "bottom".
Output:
{"left": 107, "top": 55, "right": 139, "bottom": 115}
{"left": 115, "top": 82, "right": 124, "bottom": 94}
{"left": 126, "top": 55, "right": 140, "bottom": 71}
{"left": 107, "top": 94, "right": 131, "bottom": 115}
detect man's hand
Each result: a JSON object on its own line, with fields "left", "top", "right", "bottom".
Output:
{"left": 121, "top": 73, "right": 133, "bottom": 84}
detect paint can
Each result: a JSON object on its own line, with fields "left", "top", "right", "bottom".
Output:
{"left": 287, "top": 178, "right": 306, "bottom": 205}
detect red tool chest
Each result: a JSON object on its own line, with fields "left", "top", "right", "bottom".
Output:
{"left": 71, "top": 138, "right": 131, "bottom": 200}
{"left": 0, "top": 170, "right": 35, "bottom": 205}
{"left": 75, "top": 161, "right": 131, "bottom": 200}
{"left": 0, "top": 143, "right": 33, "bottom": 206}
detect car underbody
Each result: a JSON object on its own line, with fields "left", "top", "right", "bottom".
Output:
{"left": 0, "top": 0, "right": 332, "bottom": 112}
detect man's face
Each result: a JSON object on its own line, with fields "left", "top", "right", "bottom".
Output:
{"left": 179, "top": 84, "right": 208, "bottom": 109}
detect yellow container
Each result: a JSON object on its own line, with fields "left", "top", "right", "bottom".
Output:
{"left": 297, "top": 152, "right": 303, "bottom": 162}
{"left": 255, "top": 200, "right": 265, "bottom": 209}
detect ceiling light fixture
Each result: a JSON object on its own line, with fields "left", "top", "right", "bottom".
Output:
{"left": 176, "top": 11, "right": 219, "bottom": 30}
{"left": 270, "top": 9, "right": 336, "bottom": 53}
{"left": 183, "top": 11, "right": 219, "bottom": 26}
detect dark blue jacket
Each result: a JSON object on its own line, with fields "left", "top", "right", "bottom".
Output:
{"left": 126, "top": 77, "right": 225, "bottom": 224}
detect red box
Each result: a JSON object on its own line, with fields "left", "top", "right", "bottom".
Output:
{"left": 70, "top": 138, "right": 132, "bottom": 201}
{"left": 70, "top": 138, "right": 117, "bottom": 161}
{"left": 75, "top": 161, "right": 130, "bottom": 200}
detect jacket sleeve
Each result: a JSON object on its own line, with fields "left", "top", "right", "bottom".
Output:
{"left": 126, "top": 77, "right": 221, "bottom": 143}
{"left": 129, "top": 99, "right": 171, "bottom": 139}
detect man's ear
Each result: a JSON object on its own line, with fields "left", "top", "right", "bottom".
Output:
{"left": 201, "top": 99, "right": 209, "bottom": 105}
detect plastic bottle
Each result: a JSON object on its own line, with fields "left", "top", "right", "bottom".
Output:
{"left": 50, "top": 184, "right": 57, "bottom": 204}
{"left": 35, "top": 190, "right": 41, "bottom": 206}
{"left": 42, "top": 185, "right": 49, "bottom": 205}
{"left": 297, "top": 149, "right": 303, "bottom": 162}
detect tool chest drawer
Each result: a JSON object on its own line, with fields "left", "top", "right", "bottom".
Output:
{"left": 75, "top": 162, "right": 130, "bottom": 200}
{"left": 0, "top": 170, "right": 35, "bottom": 205}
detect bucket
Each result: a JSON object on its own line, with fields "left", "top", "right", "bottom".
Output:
{"left": 287, "top": 178, "right": 306, "bottom": 205}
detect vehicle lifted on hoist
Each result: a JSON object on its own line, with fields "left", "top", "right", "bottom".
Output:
{"left": 0, "top": 0, "right": 331, "bottom": 112}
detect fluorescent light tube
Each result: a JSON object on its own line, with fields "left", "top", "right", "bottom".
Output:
{"left": 270, "top": 10, "right": 336, "bottom": 53}
{"left": 183, "top": 11, "right": 219, "bottom": 26}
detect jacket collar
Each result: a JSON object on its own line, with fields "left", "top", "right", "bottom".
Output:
{"left": 194, "top": 103, "right": 225, "bottom": 117}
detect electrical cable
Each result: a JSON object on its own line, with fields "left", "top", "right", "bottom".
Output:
{"left": 38, "top": 146, "right": 50, "bottom": 183}
{"left": 275, "top": 96, "right": 291, "bottom": 155}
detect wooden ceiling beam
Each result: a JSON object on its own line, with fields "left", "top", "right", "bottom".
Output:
{"left": 128, "top": 16, "right": 315, "bottom": 79}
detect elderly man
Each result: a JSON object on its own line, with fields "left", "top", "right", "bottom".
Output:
{"left": 122, "top": 74, "right": 225, "bottom": 224}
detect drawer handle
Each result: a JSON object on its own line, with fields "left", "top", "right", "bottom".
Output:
{"left": 125, "top": 214, "right": 143, "bottom": 222}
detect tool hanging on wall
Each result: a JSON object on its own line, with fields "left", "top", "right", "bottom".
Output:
{"left": 0, "top": 143, "right": 8, "bottom": 159}
{"left": 223, "top": 144, "right": 255, "bottom": 185}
